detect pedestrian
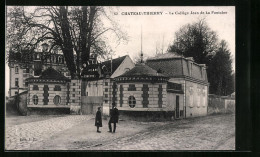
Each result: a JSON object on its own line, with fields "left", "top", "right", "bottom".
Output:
{"left": 108, "top": 105, "right": 119, "bottom": 133}
{"left": 95, "top": 107, "right": 102, "bottom": 133}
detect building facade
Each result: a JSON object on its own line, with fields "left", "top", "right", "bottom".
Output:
{"left": 8, "top": 47, "right": 208, "bottom": 118}
{"left": 8, "top": 44, "right": 70, "bottom": 97}
{"left": 146, "top": 53, "right": 209, "bottom": 118}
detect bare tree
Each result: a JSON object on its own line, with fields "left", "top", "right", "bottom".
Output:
{"left": 6, "top": 6, "right": 128, "bottom": 78}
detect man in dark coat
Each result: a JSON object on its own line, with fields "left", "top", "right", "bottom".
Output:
{"left": 95, "top": 107, "right": 102, "bottom": 133}
{"left": 108, "top": 105, "right": 119, "bottom": 133}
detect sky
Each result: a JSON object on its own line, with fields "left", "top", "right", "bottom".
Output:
{"left": 5, "top": 6, "right": 235, "bottom": 96}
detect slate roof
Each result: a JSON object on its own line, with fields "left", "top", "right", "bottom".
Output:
{"left": 146, "top": 53, "right": 208, "bottom": 83}
{"left": 39, "top": 67, "right": 69, "bottom": 80}
{"left": 147, "top": 52, "right": 182, "bottom": 60}
{"left": 114, "top": 63, "right": 168, "bottom": 83}
{"left": 27, "top": 67, "right": 69, "bottom": 82}
{"left": 119, "top": 63, "right": 166, "bottom": 77}
{"left": 101, "top": 55, "right": 127, "bottom": 74}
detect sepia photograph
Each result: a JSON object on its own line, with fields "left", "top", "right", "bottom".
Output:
{"left": 5, "top": 6, "right": 235, "bottom": 151}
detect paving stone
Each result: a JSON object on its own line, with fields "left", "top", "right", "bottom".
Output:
{"left": 5, "top": 115, "right": 93, "bottom": 150}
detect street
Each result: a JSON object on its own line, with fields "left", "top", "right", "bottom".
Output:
{"left": 5, "top": 113, "right": 235, "bottom": 150}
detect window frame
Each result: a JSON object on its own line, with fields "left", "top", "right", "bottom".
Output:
{"left": 128, "top": 96, "right": 136, "bottom": 108}
{"left": 33, "top": 95, "right": 38, "bottom": 105}
{"left": 15, "top": 78, "right": 19, "bottom": 87}
{"left": 15, "top": 66, "right": 19, "bottom": 74}
{"left": 53, "top": 95, "right": 61, "bottom": 105}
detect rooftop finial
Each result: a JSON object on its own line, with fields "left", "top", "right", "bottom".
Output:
{"left": 141, "top": 25, "right": 144, "bottom": 63}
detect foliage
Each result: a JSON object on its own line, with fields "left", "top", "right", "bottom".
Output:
{"left": 208, "top": 40, "right": 234, "bottom": 95}
{"left": 168, "top": 18, "right": 234, "bottom": 95}
{"left": 168, "top": 18, "right": 218, "bottom": 65}
{"left": 6, "top": 6, "right": 128, "bottom": 78}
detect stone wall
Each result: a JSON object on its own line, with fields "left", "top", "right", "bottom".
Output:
{"left": 185, "top": 80, "right": 208, "bottom": 118}
{"left": 103, "top": 78, "right": 112, "bottom": 115}
{"left": 69, "top": 79, "right": 81, "bottom": 114}
{"left": 208, "top": 95, "right": 235, "bottom": 114}
{"left": 27, "top": 83, "right": 67, "bottom": 106}
{"left": 116, "top": 82, "right": 167, "bottom": 111}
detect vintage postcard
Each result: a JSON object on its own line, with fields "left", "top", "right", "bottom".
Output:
{"left": 5, "top": 6, "right": 235, "bottom": 150}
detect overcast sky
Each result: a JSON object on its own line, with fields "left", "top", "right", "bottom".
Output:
{"left": 106, "top": 6, "right": 235, "bottom": 64}
{"left": 5, "top": 6, "right": 235, "bottom": 96}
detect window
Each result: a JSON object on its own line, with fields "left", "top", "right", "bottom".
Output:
{"left": 15, "top": 66, "right": 19, "bottom": 74}
{"left": 15, "top": 78, "right": 19, "bottom": 87}
{"left": 53, "top": 95, "right": 61, "bottom": 105}
{"left": 105, "top": 88, "right": 108, "bottom": 92}
{"left": 15, "top": 92, "right": 18, "bottom": 95}
{"left": 73, "top": 83, "right": 76, "bottom": 86}
{"left": 128, "top": 84, "right": 136, "bottom": 91}
{"left": 73, "top": 88, "right": 75, "bottom": 92}
{"left": 33, "top": 85, "right": 39, "bottom": 90}
{"left": 72, "top": 100, "right": 75, "bottom": 103}
{"left": 128, "top": 96, "right": 136, "bottom": 108}
{"left": 105, "top": 100, "right": 108, "bottom": 103}
{"left": 105, "top": 94, "right": 108, "bottom": 98}
{"left": 33, "top": 95, "right": 38, "bottom": 105}
{"left": 72, "top": 94, "right": 75, "bottom": 97}
{"left": 105, "top": 82, "right": 108, "bottom": 86}
{"left": 54, "top": 85, "right": 61, "bottom": 91}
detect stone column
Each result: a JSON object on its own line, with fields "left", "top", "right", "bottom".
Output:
{"left": 70, "top": 79, "right": 81, "bottom": 114}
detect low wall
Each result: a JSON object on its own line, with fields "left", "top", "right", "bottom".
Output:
{"left": 6, "top": 91, "right": 28, "bottom": 116}
{"left": 208, "top": 94, "right": 235, "bottom": 115}
{"left": 6, "top": 96, "right": 19, "bottom": 115}
{"left": 27, "top": 107, "right": 70, "bottom": 115}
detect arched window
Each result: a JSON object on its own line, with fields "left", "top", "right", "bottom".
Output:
{"left": 128, "top": 96, "right": 136, "bottom": 108}
{"left": 53, "top": 95, "right": 61, "bottom": 105}
{"left": 33, "top": 95, "right": 38, "bottom": 105}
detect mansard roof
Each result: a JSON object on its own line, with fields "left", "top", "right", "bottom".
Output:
{"left": 147, "top": 52, "right": 182, "bottom": 60}
{"left": 146, "top": 53, "right": 208, "bottom": 85}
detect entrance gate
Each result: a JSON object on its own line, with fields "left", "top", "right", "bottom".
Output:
{"left": 81, "top": 96, "right": 103, "bottom": 115}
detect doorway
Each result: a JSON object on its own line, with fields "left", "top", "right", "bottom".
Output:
{"left": 176, "top": 95, "right": 180, "bottom": 119}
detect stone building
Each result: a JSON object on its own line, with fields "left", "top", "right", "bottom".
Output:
{"left": 8, "top": 43, "right": 70, "bottom": 97}
{"left": 8, "top": 45, "right": 208, "bottom": 118}
{"left": 113, "top": 63, "right": 168, "bottom": 111}
{"left": 83, "top": 55, "right": 135, "bottom": 115}
{"left": 146, "top": 53, "right": 209, "bottom": 118}
{"left": 26, "top": 67, "right": 70, "bottom": 110}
